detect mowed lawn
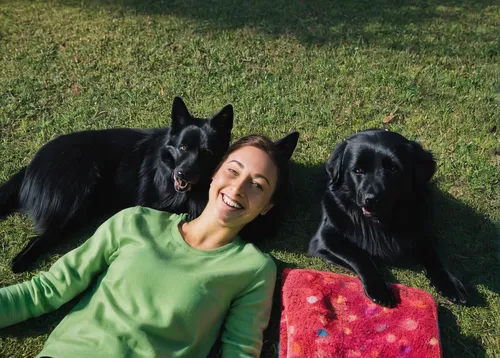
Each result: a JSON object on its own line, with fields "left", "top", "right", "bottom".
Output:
{"left": 0, "top": 0, "right": 498, "bottom": 357}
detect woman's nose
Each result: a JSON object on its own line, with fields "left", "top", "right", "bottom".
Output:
{"left": 232, "top": 177, "right": 246, "bottom": 197}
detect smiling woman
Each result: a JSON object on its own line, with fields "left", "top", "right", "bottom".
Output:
{"left": 178, "top": 134, "right": 298, "bottom": 251}
{"left": 0, "top": 132, "right": 299, "bottom": 358}
{"left": 210, "top": 146, "right": 278, "bottom": 227}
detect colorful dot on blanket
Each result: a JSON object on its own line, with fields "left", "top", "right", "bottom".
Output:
{"left": 344, "top": 328, "right": 352, "bottom": 335}
{"left": 429, "top": 337, "right": 439, "bottom": 346}
{"left": 402, "top": 318, "right": 418, "bottom": 331}
{"left": 375, "top": 323, "right": 388, "bottom": 332}
{"left": 348, "top": 350, "right": 361, "bottom": 357}
{"left": 291, "top": 341, "right": 301, "bottom": 353}
{"left": 316, "top": 328, "right": 328, "bottom": 337}
{"left": 400, "top": 345, "right": 412, "bottom": 355}
{"left": 386, "top": 333, "right": 397, "bottom": 343}
{"left": 412, "top": 300, "right": 428, "bottom": 309}
{"left": 365, "top": 305, "right": 378, "bottom": 317}
{"left": 348, "top": 314, "right": 357, "bottom": 322}
{"left": 307, "top": 296, "right": 318, "bottom": 304}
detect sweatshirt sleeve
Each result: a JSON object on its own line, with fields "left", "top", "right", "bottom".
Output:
{"left": 221, "top": 256, "right": 277, "bottom": 358}
{"left": 0, "top": 207, "right": 135, "bottom": 329}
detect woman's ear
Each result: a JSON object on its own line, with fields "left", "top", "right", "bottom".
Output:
{"left": 260, "top": 203, "right": 274, "bottom": 215}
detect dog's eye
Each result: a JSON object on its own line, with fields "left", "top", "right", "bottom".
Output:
{"left": 389, "top": 165, "right": 398, "bottom": 173}
{"left": 180, "top": 145, "right": 187, "bottom": 151}
{"left": 354, "top": 168, "right": 365, "bottom": 174}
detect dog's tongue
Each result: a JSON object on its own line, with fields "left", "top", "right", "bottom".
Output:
{"left": 362, "top": 207, "right": 372, "bottom": 215}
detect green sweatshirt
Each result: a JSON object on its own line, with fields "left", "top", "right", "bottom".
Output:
{"left": 0, "top": 207, "right": 277, "bottom": 358}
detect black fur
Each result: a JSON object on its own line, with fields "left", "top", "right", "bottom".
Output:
{"left": 309, "top": 129, "right": 467, "bottom": 307}
{"left": 0, "top": 97, "right": 233, "bottom": 273}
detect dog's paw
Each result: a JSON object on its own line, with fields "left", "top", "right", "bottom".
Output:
{"left": 363, "top": 280, "right": 397, "bottom": 308}
{"left": 430, "top": 271, "right": 467, "bottom": 304}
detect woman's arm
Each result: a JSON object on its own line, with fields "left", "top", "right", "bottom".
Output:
{"left": 0, "top": 207, "right": 136, "bottom": 329}
{"left": 221, "top": 257, "right": 277, "bottom": 358}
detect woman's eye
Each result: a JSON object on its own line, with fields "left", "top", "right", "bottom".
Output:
{"left": 180, "top": 145, "right": 187, "bottom": 151}
{"left": 252, "top": 182, "right": 263, "bottom": 191}
{"left": 354, "top": 167, "right": 365, "bottom": 174}
{"left": 228, "top": 168, "right": 238, "bottom": 176}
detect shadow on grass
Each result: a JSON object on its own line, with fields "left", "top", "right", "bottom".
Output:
{"left": 439, "top": 306, "right": 487, "bottom": 358}
{"left": 41, "top": 0, "right": 499, "bottom": 56}
{"left": 431, "top": 189, "right": 499, "bottom": 308}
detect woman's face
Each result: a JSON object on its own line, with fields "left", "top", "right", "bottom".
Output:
{"left": 208, "top": 146, "right": 278, "bottom": 230}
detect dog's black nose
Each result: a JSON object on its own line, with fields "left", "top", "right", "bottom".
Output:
{"left": 176, "top": 171, "right": 186, "bottom": 179}
{"left": 363, "top": 195, "right": 378, "bottom": 208}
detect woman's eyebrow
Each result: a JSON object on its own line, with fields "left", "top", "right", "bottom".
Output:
{"left": 229, "top": 159, "right": 244, "bottom": 169}
{"left": 228, "top": 160, "right": 270, "bottom": 186}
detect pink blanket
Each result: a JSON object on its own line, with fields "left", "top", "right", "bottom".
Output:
{"left": 280, "top": 269, "right": 442, "bottom": 358}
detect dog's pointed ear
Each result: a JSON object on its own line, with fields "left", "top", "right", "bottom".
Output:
{"left": 210, "top": 104, "right": 234, "bottom": 132}
{"left": 171, "top": 96, "right": 191, "bottom": 132}
{"left": 408, "top": 141, "right": 436, "bottom": 184}
{"left": 326, "top": 141, "right": 347, "bottom": 185}
{"left": 274, "top": 131, "right": 300, "bottom": 159}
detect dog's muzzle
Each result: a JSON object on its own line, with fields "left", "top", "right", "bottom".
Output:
{"left": 173, "top": 174, "right": 198, "bottom": 193}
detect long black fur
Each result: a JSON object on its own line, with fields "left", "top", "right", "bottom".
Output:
{"left": 0, "top": 96, "right": 233, "bottom": 273}
{"left": 309, "top": 129, "right": 467, "bottom": 307}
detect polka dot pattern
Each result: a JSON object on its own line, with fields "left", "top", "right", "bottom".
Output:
{"left": 306, "top": 296, "right": 318, "bottom": 304}
{"left": 280, "top": 269, "right": 442, "bottom": 358}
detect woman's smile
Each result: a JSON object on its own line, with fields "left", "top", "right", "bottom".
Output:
{"left": 221, "top": 193, "right": 244, "bottom": 210}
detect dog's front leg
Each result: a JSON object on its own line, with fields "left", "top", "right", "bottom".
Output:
{"left": 309, "top": 234, "right": 397, "bottom": 308}
{"left": 417, "top": 241, "right": 467, "bottom": 304}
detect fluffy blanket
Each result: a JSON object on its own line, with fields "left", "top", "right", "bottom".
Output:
{"left": 280, "top": 269, "right": 442, "bottom": 358}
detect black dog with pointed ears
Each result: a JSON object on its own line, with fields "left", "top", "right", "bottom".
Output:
{"left": 0, "top": 97, "right": 233, "bottom": 273}
{"left": 309, "top": 129, "right": 467, "bottom": 307}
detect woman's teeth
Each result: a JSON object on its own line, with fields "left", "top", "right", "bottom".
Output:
{"left": 222, "top": 194, "right": 243, "bottom": 209}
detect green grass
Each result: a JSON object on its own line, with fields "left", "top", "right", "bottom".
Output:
{"left": 0, "top": 0, "right": 499, "bottom": 356}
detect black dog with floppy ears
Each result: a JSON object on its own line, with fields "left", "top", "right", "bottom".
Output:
{"left": 309, "top": 129, "right": 467, "bottom": 307}
{"left": 0, "top": 97, "right": 233, "bottom": 273}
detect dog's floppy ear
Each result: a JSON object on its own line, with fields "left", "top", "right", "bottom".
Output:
{"left": 408, "top": 141, "right": 436, "bottom": 184}
{"left": 274, "top": 131, "right": 300, "bottom": 159}
{"left": 210, "top": 104, "right": 234, "bottom": 132}
{"left": 326, "top": 141, "right": 347, "bottom": 185}
{"left": 171, "top": 96, "right": 191, "bottom": 132}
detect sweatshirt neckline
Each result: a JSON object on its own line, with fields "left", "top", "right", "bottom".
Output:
{"left": 170, "top": 214, "right": 243, "bottom": 256}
